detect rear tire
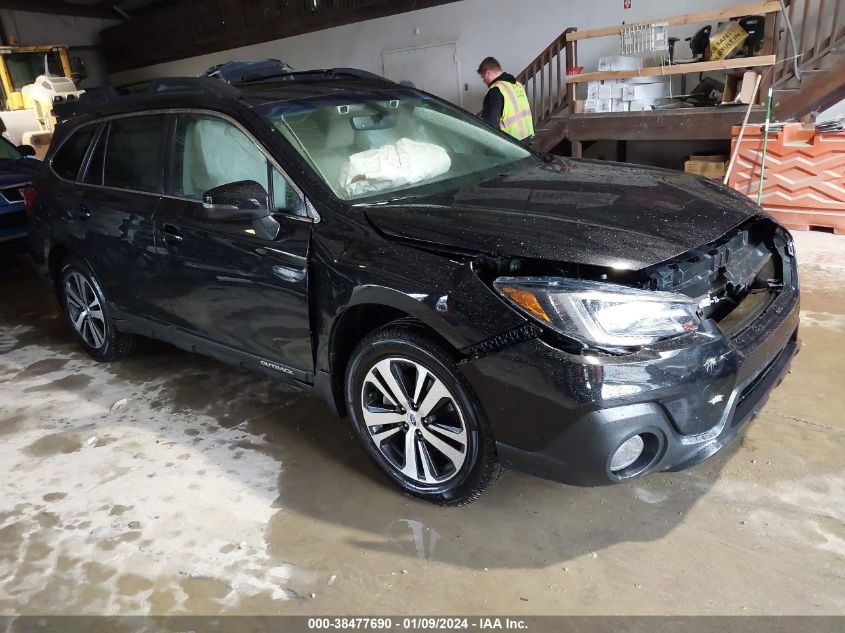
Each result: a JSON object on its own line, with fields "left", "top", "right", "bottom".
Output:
{"left": 345, "top": 322, "right": 500, "bottom": 506}
{"left": 59, "top": 257, "right": 136, "bottom": 362}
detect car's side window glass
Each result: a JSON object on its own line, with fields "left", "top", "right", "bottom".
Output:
{"left": 271, "top": 168, "right": 305, "bottom": 216}
{"left": 52, "top": 125, "right": 96, "bottom": 181}
{"left": 103, "top": 115, "right": 166, "bottom": 193}
{"left": 174, "top": 114, "right": 269, "bottom": 200}
{"left": 82, "top": 124, "right": 108, "bottom": 186}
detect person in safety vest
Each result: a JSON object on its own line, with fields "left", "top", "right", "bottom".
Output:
{"left": 477, "top": 57, "right": 534, "bottom": 145}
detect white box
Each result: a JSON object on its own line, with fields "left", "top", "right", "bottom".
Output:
{"left": 621, "top": 81, "right": 669, "bottom": 102}
{"left": 628, "top": 100, "right": 646, "bottom": 111}
{"left": 615, "top": 56, "right": 642, "bottom": 71}
{"left": 586, "top": 98, "right": 613, "bottom": 113}
{"left": 586, "top": 81, "right": 601, "bottom": 101}
{"left": 598, "top": 56, "right": 642, "bottom": 72}
{"left": 611, "top": 99, "right": 629, "bottom": 112}
{"left": 598, "top": 82, "right": 623, "bottom": 100}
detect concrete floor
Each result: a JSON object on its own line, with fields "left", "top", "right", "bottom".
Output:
{"left": 0, "top": 231, "right": 843, "bottom": 616}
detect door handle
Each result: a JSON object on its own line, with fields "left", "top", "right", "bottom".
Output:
{"left": 77, "top": 205, "right": 91, "bottom": 220}
{"left": 162, "top": 223, "right": 184, "bottom": 243}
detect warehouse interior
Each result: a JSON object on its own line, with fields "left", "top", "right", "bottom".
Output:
{"left": 0, "top": 0, "right": 844, "bottom": 625}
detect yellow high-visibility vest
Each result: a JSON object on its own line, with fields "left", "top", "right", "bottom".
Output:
{"left": 489, "top": 79, "right": 535, "bottom": 140}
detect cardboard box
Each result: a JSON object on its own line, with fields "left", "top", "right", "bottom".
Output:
{"left": 684, "top": 154, "right": 729, "bottom": 180}
{"left": 586, "top": 81, "right": 601, "bottom": 101}
{"left": 722, "top": 71, "right": 760, "bottom": 105}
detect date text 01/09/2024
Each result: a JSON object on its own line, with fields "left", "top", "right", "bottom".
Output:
{"left": 307, "top": 617, "right": 529, "bottom": 630}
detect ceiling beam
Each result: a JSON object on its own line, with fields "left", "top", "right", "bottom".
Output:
{"left": 0, "top": 0, "right": 118, "bottom": 19}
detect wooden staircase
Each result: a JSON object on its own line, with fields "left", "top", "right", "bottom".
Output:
{"left": 516, "top": 0, "right": 845, "bottom": 155}
{"left": 771, "top": 1, "right": 845, "bottom": 120}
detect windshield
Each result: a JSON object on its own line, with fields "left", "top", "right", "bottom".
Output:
{"left": 260, "top": 91, "right": 534, "bottom": 201}
{"left": 5, "top": 52, "right": 64, "bottom": 91}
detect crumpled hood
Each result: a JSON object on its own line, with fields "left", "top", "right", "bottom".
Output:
{"left": 363, "top": 158, "right": 764, "bottom": 270}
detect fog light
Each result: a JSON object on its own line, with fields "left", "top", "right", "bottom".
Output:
{"left": 610, "top": 434, "right": 645, "bottom": 472}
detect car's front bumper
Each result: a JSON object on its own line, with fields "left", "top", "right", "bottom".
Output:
{"left": 460, "top": 273, "right": 800, "bottom": 486}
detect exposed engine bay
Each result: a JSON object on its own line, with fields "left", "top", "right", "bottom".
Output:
{"left": 645, "top": 221, "right": 785, "bottom": 337}
{"left": 473, "top": 218, "right": 787, "bottom": 344}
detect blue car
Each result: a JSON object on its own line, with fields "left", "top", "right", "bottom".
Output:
{"left": 0, "top": 137, "right": 40, "bottom": 250}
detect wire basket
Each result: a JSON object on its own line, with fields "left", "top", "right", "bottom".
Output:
{"left": 620, "top": 22, "right": 669, "bottom": 55}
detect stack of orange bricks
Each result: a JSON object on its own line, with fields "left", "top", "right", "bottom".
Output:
{"left": 727, "top": 122, "right": 845, "bottom": 235}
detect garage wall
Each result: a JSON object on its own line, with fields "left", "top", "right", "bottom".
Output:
{"left": 0, "top": 10, "right": 120, "bottom": 87}
{"left": 109, "top": 0, "right": 746, "bottom": 112}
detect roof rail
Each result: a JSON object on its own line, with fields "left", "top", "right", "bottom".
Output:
{"left": 236, "top": 67, "right": 394, "bottom": 85}
{"left": 326, "top": 68, "right": 392, "bottom": 82}
{"left": 53, "top": 76, "right": 243, "bottom": 121}
{"left": 147, "top": 77, "right": 242, "bottom": 98}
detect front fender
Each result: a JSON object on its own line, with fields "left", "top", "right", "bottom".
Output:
{"left": 313, "top": 239, "right": 527, "bottom": 373}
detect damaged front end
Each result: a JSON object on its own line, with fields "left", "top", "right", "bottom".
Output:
{"left": 467, "top": 217, "right": 794, "bottom": 355}
{"left": 646, "top": 218, "right": 794, "bottom": 340}
{"left": 458, "top": 217, "right": 800, "bottom": 485}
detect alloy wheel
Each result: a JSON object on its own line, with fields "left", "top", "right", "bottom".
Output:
{"left": 65, "top": 272, "right": 107, "bottom": 349}
{"left": 361, "top": 357, "right": 468, "bottom": 485}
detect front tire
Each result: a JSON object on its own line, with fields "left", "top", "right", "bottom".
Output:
{"left": 59, "top": 257, "right": 136, "bottom": 362}
{"left": 345, "top": 323, "right": 500, "bottom": 506}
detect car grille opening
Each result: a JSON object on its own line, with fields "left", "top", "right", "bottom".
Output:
{"left": 647, "top": 220, "right": 785, "bottom": 338}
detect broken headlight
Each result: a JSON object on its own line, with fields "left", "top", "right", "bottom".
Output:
{"left": 494, "top": 277, "right": 701, "bottom": 348}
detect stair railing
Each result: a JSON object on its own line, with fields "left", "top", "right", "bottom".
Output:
{"left": 775, "top": 0, "right": 844, "bottom": 85}
{"left": 514, "top": 28, "right": 575, "bottom": 129}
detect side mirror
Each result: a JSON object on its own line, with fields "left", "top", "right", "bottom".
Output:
{"left": 200, "top": 180, "right": 269, "bottom": 221}
{"left": 17, "top": 144, "right": 36, "bottom": 158}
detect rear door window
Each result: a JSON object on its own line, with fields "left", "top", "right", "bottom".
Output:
{"left": 82, "top": 125, "right": 107, "bottom": 186}
{"left": 52, "top": 125, "right": 97, "bottom": 181}
{"left": 103, "top": 115, "right": 166, "bottom": 193}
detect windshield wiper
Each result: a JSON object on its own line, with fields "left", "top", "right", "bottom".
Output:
{"left": 354, "top": 194, "right": 421, "bottom": 207}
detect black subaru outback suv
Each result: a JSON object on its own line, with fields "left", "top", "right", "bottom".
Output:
{"left": 27, "top": 71, "right": 799, "bottom": 505}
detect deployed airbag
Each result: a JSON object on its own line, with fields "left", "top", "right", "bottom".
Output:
{"left": 338, "top": 138, "right": 451, "bottom": 198}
